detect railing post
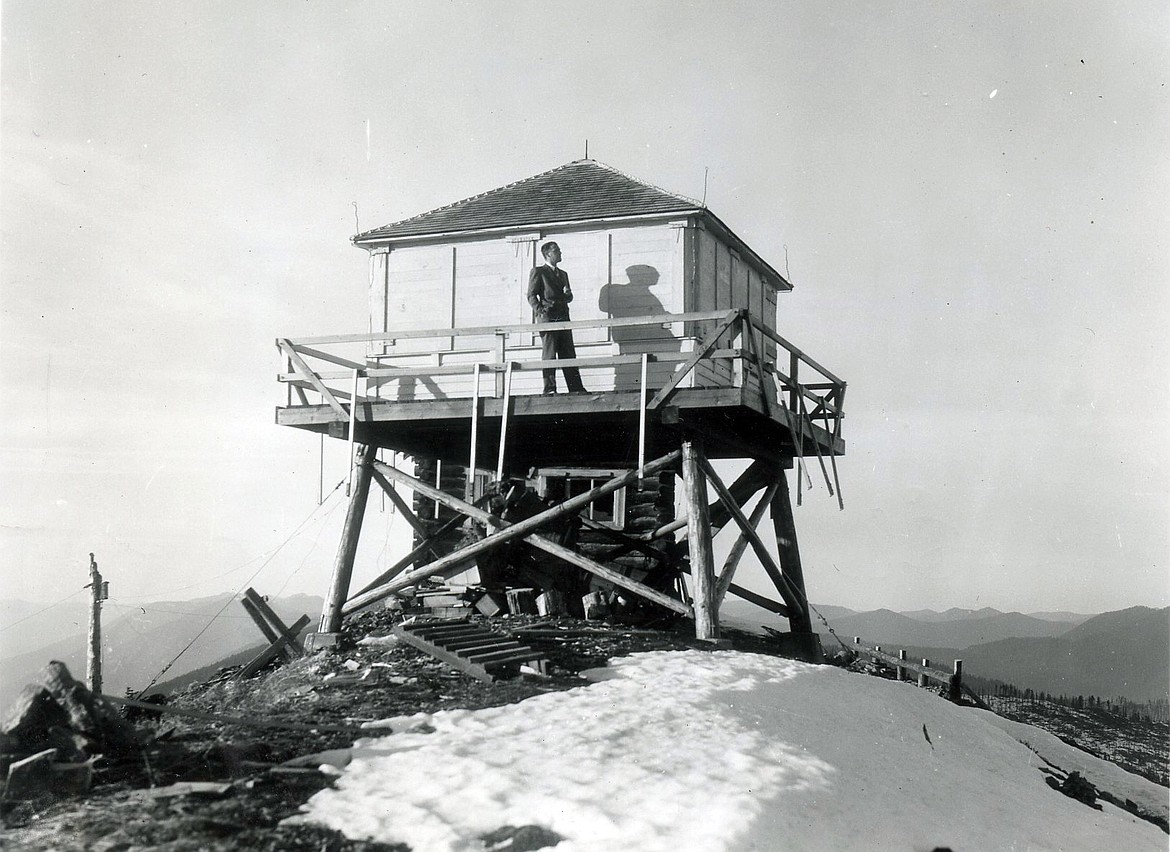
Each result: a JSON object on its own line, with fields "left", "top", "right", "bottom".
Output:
{"left": 731, "top": 314, "right": 744, "bottom": 389}
{"left": 919, "top": 658, "right": 930, "bottom": 688}
{"left": 638, "top": 353, "right": 649, "bottom": 480}
{"left": 789, "top": 352, "right": 800, "bottom": 410}
{"left": 493, "top": 331, "right": 507, "bottom": 397}
{"left": 897, "top": 649, "right": 907, "bottom": 682}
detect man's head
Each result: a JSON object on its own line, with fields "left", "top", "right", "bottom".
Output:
{"left": 540, "top": 241, "right": 562, "bottom": 265}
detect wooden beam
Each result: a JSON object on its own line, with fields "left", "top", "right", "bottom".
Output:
{"left": 243, "top": 588, "right": 305, "bottom": 656}
{"left": 700, "top": 457, "right": 805, "bottom": 619}
{"left": 370, "top": 465, "right": 431, "bottom": 539}
{"left": 647, "top": 310, "right": 740, "bottom": 410}
{"left": 770, "top": 468, "right": 813, "bottom": 633}
{"left": 714, "top": 479, "right": 780, "bottom": 607}
{"left": 319, "top": 444, "right": 375, "bottom": 633}
{"left": 526, "top": 533, "right": 691, "bottom": 617}
{"left": 679, "top": 564, "right": 789, "bottom": 618}
{"left": 345, "top": 451, "right": 683, "bottom": 610}
{"left": 350, "top": 497, "right": 490, "bottom": 599}
{"left": 237, "top": 614, "right": 310, "bottom": 680}
{"left": 683, "top": 440, "right": 718, "bottom": 640}
{"left": 277, "top": 338, "right": 348, "bottom": 419}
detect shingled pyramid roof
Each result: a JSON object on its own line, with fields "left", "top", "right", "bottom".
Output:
{"left": 354, "top": 160, "right": 704, "bottom": 243}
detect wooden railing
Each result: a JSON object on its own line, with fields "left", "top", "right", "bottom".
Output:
{"left": 850, "top": 638, "right": 965, "bottom": 703}
{"left": 277, "top": 308, "right": 845, "bottom": 438}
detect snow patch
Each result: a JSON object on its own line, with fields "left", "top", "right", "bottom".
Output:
{"left": 294, "top": 650, "right": 1166, "bottom": 852}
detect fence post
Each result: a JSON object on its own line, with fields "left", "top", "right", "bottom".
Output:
{"left": 949, "top": 660, "right": 963, "bottom": 702}
{"left": 896, "top": 649, "right": 907, "bottom": 682}
{"left": 919, "top": 658, "right": 930, "bottom": 688}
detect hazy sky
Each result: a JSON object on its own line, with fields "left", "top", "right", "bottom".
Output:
{"left": 2, "top": 1, "right": 1167, "bottom": 619}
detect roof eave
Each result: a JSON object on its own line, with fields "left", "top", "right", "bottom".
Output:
{"left": 352, "top": 208, "right": 702, "bottom": 248}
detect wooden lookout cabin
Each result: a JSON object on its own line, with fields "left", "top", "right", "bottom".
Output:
{"left": 276, "top": 159, "right": 846, "bottom": 654}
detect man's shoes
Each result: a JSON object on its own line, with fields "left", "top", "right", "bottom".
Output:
{"left": 568, "top": 388, "right": 588, "bottom": 395}
{"left": 542, "top": 389, "right": 558, "bottom": 396}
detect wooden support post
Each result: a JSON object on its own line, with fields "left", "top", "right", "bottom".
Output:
{"left": 770, "top": 468, "right": 813, "bottom": 634}
{"left": 949, "top": 660, "right": 963, "bottom": 701}
{"left": 468, "top": 362, "right": 481, "bottom": 500}
{"left": 86, "top": 553, "right": 103, "bottom": 695}
{"left": 346, "top": 368, "right": 359, "bottom": 496}
{"left": 682, "top": 440, "right": 718, "bottom": 640}
{"left": 897, "top": 649, "right": 907, "bottom": 682}
{"left": 919, "top": 659, "right": 930, "bottom": 688}
{"left": 637, "top": 352, "right": 649, "bottom": 479}
{"left": 241, "top": 597, "right": 292, "bottom": 660}
{"left": 319, "top": 444, "right": 375, "bottom": 634}
{"left": 351, "top": 495, "right": 490, "bottom": 599}
{"left": 496, "top": 361, "right": 513, "bottom": 480}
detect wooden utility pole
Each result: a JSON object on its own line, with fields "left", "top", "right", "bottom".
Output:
{"left": 682, "top": 439, "right": 718, "bottom": 640}
{"left": 86, "top": 553, "right": 107, "bottom": 694}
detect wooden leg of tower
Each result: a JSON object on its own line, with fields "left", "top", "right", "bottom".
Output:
{"left": 319, "top": 444, "right": 375, "bottom": 634}
{"left": 682, "top": 439, "right": 718, "bottom": 640}
{"left": 770, "top": 467, "right": 813, "bottom": 634}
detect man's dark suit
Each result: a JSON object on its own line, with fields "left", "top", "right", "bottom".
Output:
{"left": 527, "top": 264, "right": 585, "bottom": 393}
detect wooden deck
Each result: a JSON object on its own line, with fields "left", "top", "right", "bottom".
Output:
{"left": 277, "top": 386, "right": 839, "bottom": 470}
{"left": 275, "top": 309, "right": 845, "bottom": 473}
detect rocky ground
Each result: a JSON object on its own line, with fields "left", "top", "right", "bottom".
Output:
{"left": 1, "top": 609, "right": 794, "bottom": 852}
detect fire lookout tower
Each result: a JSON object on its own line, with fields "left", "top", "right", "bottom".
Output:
{"left": 275, "top": 160, "right": 845, "bottom": 654}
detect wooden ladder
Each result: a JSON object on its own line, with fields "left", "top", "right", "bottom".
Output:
{"left": 392, "top": 619, "right": 544, "bottom": 683}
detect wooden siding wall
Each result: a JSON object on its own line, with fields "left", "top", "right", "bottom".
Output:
{"left": 369, "top": 222, "right": 690, "bottom": 400}
{"left": 365, "top": 220, "right": 780, "bottom": 402}
{"left": 691, "top": 227, "right": 779, "bottom": 388}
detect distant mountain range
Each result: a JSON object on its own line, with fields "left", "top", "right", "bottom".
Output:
{"left": 0, "top": 593, "right": 323, "bottom": 711}
{"left": 722, "top": 601, "right": 1167, "bottom": 703}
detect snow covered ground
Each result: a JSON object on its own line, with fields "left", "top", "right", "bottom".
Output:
{"left": 294, "top": 650, "right": 1167, "bottom": 851}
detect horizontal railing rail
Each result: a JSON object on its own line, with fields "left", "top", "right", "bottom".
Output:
{"left": 276, "top": 310, "right": 845, "bottom": 451}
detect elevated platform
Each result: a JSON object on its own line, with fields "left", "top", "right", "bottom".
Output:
{"left": 276, "top": 385, "right": 841, "bottom": 471}
{"left": 275, "top": 309, "right": 845, "bottom": 475}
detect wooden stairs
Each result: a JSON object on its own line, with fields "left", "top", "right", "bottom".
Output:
{"left": 392, "top": 618, "right": 544, "bottom": 683}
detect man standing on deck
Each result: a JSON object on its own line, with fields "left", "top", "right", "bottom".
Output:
{"left": 528, "top": 241, "right": 587, "bottom": 395}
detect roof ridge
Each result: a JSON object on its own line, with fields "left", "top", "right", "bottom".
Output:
{"left": 587, "top": 159, "right": 704, "bottom": 209}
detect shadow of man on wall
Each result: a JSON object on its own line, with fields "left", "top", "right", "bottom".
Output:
{"left": 598, "top": 265, "right": 681, "bottom": 392}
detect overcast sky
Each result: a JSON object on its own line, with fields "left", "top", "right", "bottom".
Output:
{"left": 2, "top": 1, "right": 1167, "bottom": 620}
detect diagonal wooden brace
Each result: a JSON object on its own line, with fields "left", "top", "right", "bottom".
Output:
{"left": 343, "top": 451, "right": 686, "bottom": 616}
{"left": 236, "top": 614, "right": 311, "bottom": 681}
{"left": 714, "top": 479, "right": 781, "bottom": 607}
{"left": 277, "top": 338, "right": 348, "bottom": 419}
{"left": 243, "top": 587, "right": 306, "bottom": 656}
{"left": 647, "top": 310, "right": 740, "bottom": 410}
{"left": 699, "top": 457, "right": 806, "bottom": 618}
